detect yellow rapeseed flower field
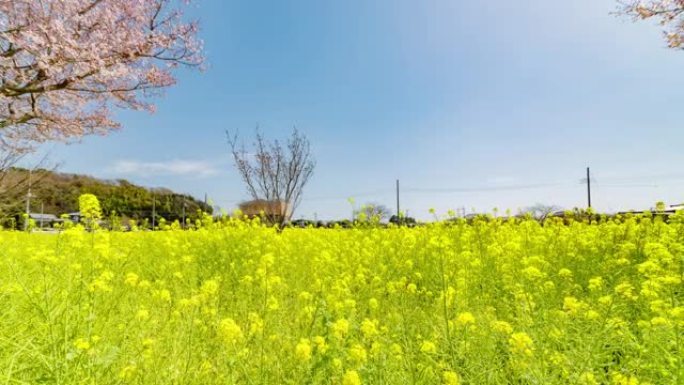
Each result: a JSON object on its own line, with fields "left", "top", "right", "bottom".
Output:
{"left": 0, "top": 213, "right": 682, "bottom": 384}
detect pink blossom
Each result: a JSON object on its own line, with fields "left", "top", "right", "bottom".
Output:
{"left": 0, "top": 0, "right": 203, "bottom": 144}
{"left": 621, "top": 1, "right": 684, "bottom": 48}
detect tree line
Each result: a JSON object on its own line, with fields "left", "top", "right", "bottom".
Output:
{"left": 0, "top": 168, "right": 211, "bottom": 228}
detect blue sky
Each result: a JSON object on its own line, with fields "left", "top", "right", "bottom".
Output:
{"left": 36, "top": 0, "right": 684, "bottom": 220}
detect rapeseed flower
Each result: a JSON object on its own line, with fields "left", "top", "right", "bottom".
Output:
{"left": 135, "top": 308, "right": 150, "bottom": 321}
{"left": 73, "top": 338, "right": 90, "bottom": 351}
{"left": 455, "top": 312, "right": 475, "bottom": 326}
{"left": 490, "top": 320, "right": 513, "bottom": 334}
{"left": 509, "top": 332, "right": 534, "bottom": 356}
{"left": 218, "top": 318, "right": 243, "bottom": 344}
{"left": 348, "top": 343, "right": 367, "bottom": 364}
{"left": 343, "top": 370, "right": 361, "bottom": 385}
{"left": 331, "top": 318, "right": 350, "bottom": 340}
{"left": 360, "top": 318, "right": 379, "bottom": 339}
{"left": 200, "top": 279, "right": 219, "bottom": 297}
{"left": 588, "top": 277, "right": 603, "bottom": 291}
{"left": 420, "top": 340, "right": 437, "bottom": 354}
{"left": 578, "top": 372, "right": 598, "bottom": 385}
{"left": 125, "top": 272, "right": 139, "bottom": 286}
{"left": 295, "top": 338, "right": 312, "bottom": 362}
{"left": 443, "top": 371, "right": 460, "bottom": 385}
{"left": 313, "top": 335, "right": 328, "bottom": 354}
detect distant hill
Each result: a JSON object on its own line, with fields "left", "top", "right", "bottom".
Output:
{"left": 0, "top": 168, "right": 212, "bottom": 228}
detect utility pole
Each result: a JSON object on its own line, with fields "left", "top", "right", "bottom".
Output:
{"left": 182, "top": 197, "right": 186, "bottom": 230}
{"left": 24, "top": 170, "right": 32, "bottom": 231}
{"left": 151, "top": 192, "right": 156, "bottom": 230}
{"left": 40, "top": 202, "right": 44, "bottom": 229}
{"left": 396, "top": 179, "right": 400, "bottom": 218}
{"left": 586, "top": 167, "right": 592, "bottom": 209}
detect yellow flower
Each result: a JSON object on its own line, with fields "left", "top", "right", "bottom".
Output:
{"left": 248, "top": 312, "right": 264, "bottom": 337}
{"left": 563, "top": 296, "right": 583, "bottom": 315}
{"left": 267, "top": 295, "right": 279, "bottom": 310}
{"left": 584, "top": 310, "right": 600, "bottom": 320}
{"left": 298, "top": 291, "right": 313, "bottom": 301}
{"left": 443, "top": 371, "right": 460, "bottom": 385}
{"left": 218, "top": 318, "right": 243, "bottom": 344}
{"left": 670, "top": 306, "right": 684, "bottom": 319}
{"left": 73, "top": 338, "right": 91, "bottom": 351}
{"left": 522, "top": 266, "right": 544, "bottom": 280}
{"left": 548, "top": 351, "right": 566, "bottom": 365}
{"left": 343, "top": 370, "right": 361, "bottom": 385}
{"left": 651, "top": 317, "right": 669, "bottom": 327}
{"left": 370, "top": 341, "right": 383, "bottom": 356}
{"left": 260, "top": 252, "right": 275, "bottom": 268}
{"left": 331, "top": 318, "right": 350, "bottom": 340}
{"left": 491, "top": 320, "right": 513, "bottom": 334}
{"left": 200, "top": 279, "right": 219, "bottom": 297}
{"left": 118, "top": 365, "right": 137, "bottom": 380}
{"left": 455, "top": 312, "right": 475, "bottom": 326}
{"left": 125, "top": 272, "right": 139, "bottom": 286}
{"left": 420, "top": 340, "right": 437, "bottom": 354}
{"left": 136, "top": 308, "right": 150, "bottom": 321}
{"left": 360, "top": 318, "right": 379, "bottom": 339}
{"left": 558, "top": 268, "right": 573, "bottom": 278}
{"left": 509, "top": 332, "right": 534, "bottom": 356}
{"left": 588, "top": 277, "right": 603, "bottom": 291}
{"left": 154, "top": 289, "right": 171, "bottom": 302}
{"left": 199, "top": 360, "right": 213, "bottom": 372}
{"left": 313, "top": 335, "right": 328, "bottom": 354}
{"left": 549, "top": 327, "right": 563, "bottom": 340}
{"left": 615, "top": 282, "right": 638, "bottom": 301}
{"left": 578, "top": 371, "right": 598, "bottom": 385}
{"left": 295, "top": 338, "right": 312, "bottom": 362}
{"left": 611, "top": 372, "right": 640, "bottom": 385}
{"left": 368, "top": 298, "right": 379, "bottom": 310}
{"left": 348, "top": 343, "right": 367, "bottom": 364}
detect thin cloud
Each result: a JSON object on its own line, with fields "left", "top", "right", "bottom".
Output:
{"left": 486, "top": 176, "right": 519, "bottom": 185}
{"left": 110, "top": 159, "right": 220, "bottom": 178}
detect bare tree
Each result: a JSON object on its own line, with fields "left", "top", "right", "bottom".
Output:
{"left": 355, "top": 203, "right": 391, "bottom": 222}
{"left": 0, "top": 139, "right": 58, "bottom": 227}
{"left": 227, "top": 128, "right": 315, "bottom": 225}
{"left": 0, "top": 140, "right": 28, "bottom": 195}
{"left": 522, "top": 203, "right": 561, "bottom": 222}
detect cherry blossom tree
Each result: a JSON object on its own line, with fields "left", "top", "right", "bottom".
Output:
{"left": 620, "top": 1, "right": 684, "bottom": 49}
{"left": 0, "top": 0, "right": 203, "bottom": 144}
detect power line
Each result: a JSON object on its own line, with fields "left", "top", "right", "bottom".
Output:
{"left": 220, "top": 173, "right": 677, "bottom": 211}
{"left": 590, "top": 172, "right": 684, "bottom": 184}
{"left": 403, "top": 182, "right": 572, "bottom": 194}
{"left": 594, "top": 183, "right": 658, "bottom": 188}
{"left": 302, "top": 179, "right": 610, "bottom": 203}
{"left": 305, "top": 189, "right": 393, "bottom": 201}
